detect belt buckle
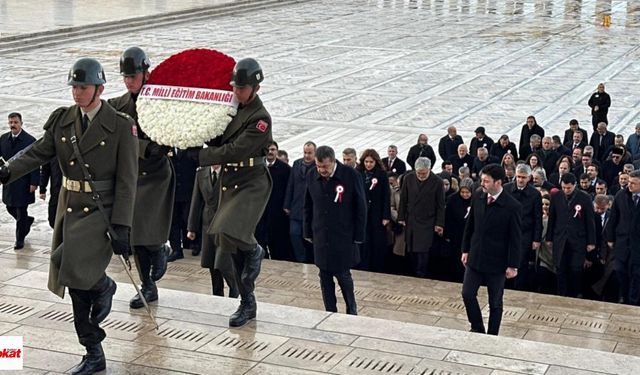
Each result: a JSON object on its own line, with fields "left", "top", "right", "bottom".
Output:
{"left": 83, "top": 181, "right": 92, "bottom": 193}
{"left": 68, "top": 179, "right": 81, "bottom": 192}
{"left": 249, "top": 158, "right": 254, "bottom": 167}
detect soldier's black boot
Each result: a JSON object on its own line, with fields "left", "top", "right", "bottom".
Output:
{"left": 71, "top": 343, "right": 105, "bottom": 375}
{"left": 150, "top": 244, "right": 169, "bottom": 281}
{"left": 90, "top": 276, "right": 116, "bottom": 324}
{"left": 229, "top": 245, "right": 264, "bottom": 327}
{"left": 130, "top": 280, "right": 158, "bottom": 309}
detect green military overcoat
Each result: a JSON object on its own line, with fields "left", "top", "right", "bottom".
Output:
{"left": 6, "top": 102, "right": 138, "bottom": 297}
{"left": 199, "top": 95, "right": 272, "bottom": 247}
{"left": 108, "top": 93, "right": 175, "bottom": 246}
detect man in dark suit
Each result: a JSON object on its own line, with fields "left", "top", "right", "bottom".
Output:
{"left": 450, "top": 144, "right": 474, "bottom": 178}
{"left": 504, "top": 164, "right": 542, "bottom": 291}
{"left": 606, "top": 171, "right": 640, "bottom": 304}
{"left": 562, "top": 119, "right": 588, "bottom": 146}
{"left": 304, "top": 146, "right": 366, "bottom": 315}
{"left": 381, "top": 145, "right": 407, "bottom": 175}
{"left": 438, "top": 126, "right": 464, "bottom": 161}
{"left": 589, "top": 122, "right": 615, "bottom": 163}
{"left": 168, "top": 147, "right": 199, "bottom": 260}
{"left": 407, "top": 134, "right": 436, "bottom": 170}
{"left": 490, "top": 134, "right": 518, "bottom": 162}
{"left": 565, "top": 131, "right": 587, "bottom": 153}
{"left": 256, "top": 141, "right": 293, "bottom": 261}
{"left": 39, "top": 158, "right": 62, "bottom": 228}
{"left": 518, "top": 116, "right": 545, "bottom": 159}
{"left": 284, "top": 141, "right": 316, "bottom": 263}
{"left": 469, "top": 127, "right": 494, "bottom": 158}
{"left": 398, "top": 157, "right": 445, "bottom": 278}
{"left": 588, "top": 83, "right": 611, "bottom": 131}
{"left": 1, "top": 112, "right": 38, "bottom": 249}
{"left": 627, "top": 171, "right": 640, "bottom": 305}
{"left": 537, "top": 136, "right": 560, "bottom": 178}
{"left": 546, "top": 173, "right": 597, "bottom": 297}
{"left": 462, "top": 164, "right": 522, "bottom": 335}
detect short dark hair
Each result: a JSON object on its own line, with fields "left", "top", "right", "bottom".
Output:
{"left": 552, "top": 135, "right": 562, "bottom": 144}
{"left": 441, "top": 160, "right": 452, "bottom": 168}
{"left": 569, "top": 119, "right": 579, "bottom": 126}
{"left": 595, "top": 179, "right": 607, "bottom": 187}
{"left": 480, "top": 163, "right": 505, "bottom": 182}
{"left": 303, "top": 141, "right": 316, "bottom": 149}
{"left": 629, "top": 170, "right": 640, "bottom": 179}
{"left": 277, "top": 150, "right": 288, "bottom": 158}
{"left": 8, "top": 112, "right": 22, "bottom": 121}
{"left": 267, "top": 140, "right": 279, "bottom": 149}
{"left": 562, "top": 173, "right": 578, "bottom": 185}
{"left": 387, "top": 171, "right": 398, "bottom": 179}
{"left": 316, "top": 145, "right": 335, "bottom": 162}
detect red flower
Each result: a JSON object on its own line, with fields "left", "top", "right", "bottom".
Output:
{"left": 147, "top": 48, "right": 236, "bottom": 90}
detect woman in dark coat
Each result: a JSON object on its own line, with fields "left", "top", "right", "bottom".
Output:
{"left": 442, "top": 185, "right": 472, "bottom": 282}
{"left": 357, "top": 149, "right": 391, "bottom": 272}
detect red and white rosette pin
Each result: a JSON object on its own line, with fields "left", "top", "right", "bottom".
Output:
{"left": 573, "top": 204, "right": 582, "bottom": 218}
{"left": 136, "top": 48, "right": 238, "bottom": 148}
{"left": 370, "top": 178, "right": 378, "bottom": 191}
{"left": 334, "top": 185, "right": 345, "bottom": 203}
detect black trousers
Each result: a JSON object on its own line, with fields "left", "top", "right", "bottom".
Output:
{"left": 68, "top": 275, "right": 111, "bottom": 347}
{"left": 170, "top": 201, "right": 196, "bottom": 252}
{"left": 409, "top": 252, "right": 429, "bottom": 278}
{"left": 556, "top": 246, "right": 584, "bottom": 298}
{"left": 209, "top": 267, "right": 239, "bottom": 298}
{"left": 462, "top": 266, "right": 506, "bottom": 335}
{"left": 6, "top": 205, "right": 31, "bottom": 241}
{"left": 318, "top": 268, "right": 357, "bottom": 315}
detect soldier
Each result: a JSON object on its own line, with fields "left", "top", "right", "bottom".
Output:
{"left": 194, "top": 57, "right": 272, "bottom": 327}
{"left": 108, "top": 47, "right": 174, "bottom": 310}
{"left": 0, "top": 58, "right": 138, "bottom": 374}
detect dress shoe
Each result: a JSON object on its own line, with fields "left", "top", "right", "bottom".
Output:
{"left": 229, "top": 293, "right": 256, "bottom": 327}
{"left": 191, "top": 247, "right": 201, "bottom": 256}
{"left": 129, "top": 283, "right": 158, "bottom": 309}
{"left": 90, "top": 277, "right": 116, "bottom": 324}
{"left": 150, "top": 244, "right": 169, "bottom": 281}
{"left": 14, "top": 240, "right": 24, "bottom": 250}
{"left": 167, "top": 250, "right": 184, "bottom": 262}
{"left": 70, "top": 344, "right": 105, "bottom": 375}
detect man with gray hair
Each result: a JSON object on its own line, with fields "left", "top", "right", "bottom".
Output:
{"left": 532, "top": 168, "right": 554, "bottom": 191}
{"left": 398, "top": 157, "right": 445, "bottom": 277}
{"left": 504, "top": 164, "right": 542, "bottom": 291}
{"left": 626, "top": 123, "right": 640, "bottom": 161}
{"left": 342, "top": 147, "right": 358, "bottom": 169}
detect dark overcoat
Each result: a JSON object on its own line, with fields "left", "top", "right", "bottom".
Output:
{"left": 398, "top": 172, "right": 445, "bottom": 253}
{"left": 546, "top": 189, "right": 596, "bottom": 270}
{"left": 1, "top": 130, "right": 39, "bottom": 206}
{"left": 605, "top": 188, "right": 637, "bottom": 264}
{"left": 256, "top": 159, "right": 293, "bottom": 260}
{"left": 503, "top": 182, "right": 543, "bottom": 253}
{"left": 198, "top": 95, "right": 272, "bottom": 246}
{"left": 359, "top": 167, "right": 391, "bottom": 272}
{"left": 5, "top": 103, "right": 138, "bottom": 296}
{"left": 381, "top": 157, "right": 407, "bottom": 175}
{"left": 108, "top": 92, "right": 175, "bottom": 245}
{"left": 187, "top": 167, "right": 233, "bottom": 273}
{"left": 462, "top": 190, "right": 522, "bottom": 273}
{"left": 284, "top": 158, "right": 315, "bottom": 221}
{"left": 303, "top": 162, "right": 366, "bottom": 273}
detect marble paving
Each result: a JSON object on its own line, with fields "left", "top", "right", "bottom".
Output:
{"left": 1, "top": 0, "right": 640, "bottom": 163}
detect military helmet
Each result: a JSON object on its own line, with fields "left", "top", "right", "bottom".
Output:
{"left": 67, "top": 58, "right": 106, "bottom": 86}
{"left": 230, "top": 58, "right": 263, "bottom": 88}
{"left": 120, "top": 46, "right": 151, "bottom": 76}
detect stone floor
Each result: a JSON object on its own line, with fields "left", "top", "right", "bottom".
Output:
{"left": 1, "top": 1, "right": 640, "bottom": 163}
{"left": 3, "top": 202, "right": 640, "bottom": 373}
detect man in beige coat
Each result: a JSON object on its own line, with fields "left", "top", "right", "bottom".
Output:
{"left": 0, "top": 58, "right": 138, "bottom": 374}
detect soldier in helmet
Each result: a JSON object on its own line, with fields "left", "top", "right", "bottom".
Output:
{"left": 194, "top": 57, "right": 272, "bottom": 327}
{"left": 108, "top": 47, "right": 175, "bottom": 310}
{"left": 0, "top": 58, "right": 138, "bottom": 374}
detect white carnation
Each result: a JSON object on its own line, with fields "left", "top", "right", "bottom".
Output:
{"left": 137, "top": 97, "right": 236, "bottom": 148}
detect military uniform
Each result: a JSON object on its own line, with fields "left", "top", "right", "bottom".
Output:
{"left": 5, "top": 102, "right": 138, "bottom": 296}
{"left": 199, "top": 93, "right": 272, "bottom": 326}
{"left": 108, "top": 92, "right": 175, "bottom": 307}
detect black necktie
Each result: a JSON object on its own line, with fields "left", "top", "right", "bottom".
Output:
{"left": 82, "top": 114, "right": 89, "bottom": 134}
{"left": 634, "top": 195, "right": 639, "bottom": 207}
{"left": 211, "top": 170, "right": 217, "bottom": 187}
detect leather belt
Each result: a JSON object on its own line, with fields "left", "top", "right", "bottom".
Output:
{"left": 225, "top": 157, "right": 266, "bottom": 168}
{"left": 62, "top": 176, "right": 113, "bottom": 193}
